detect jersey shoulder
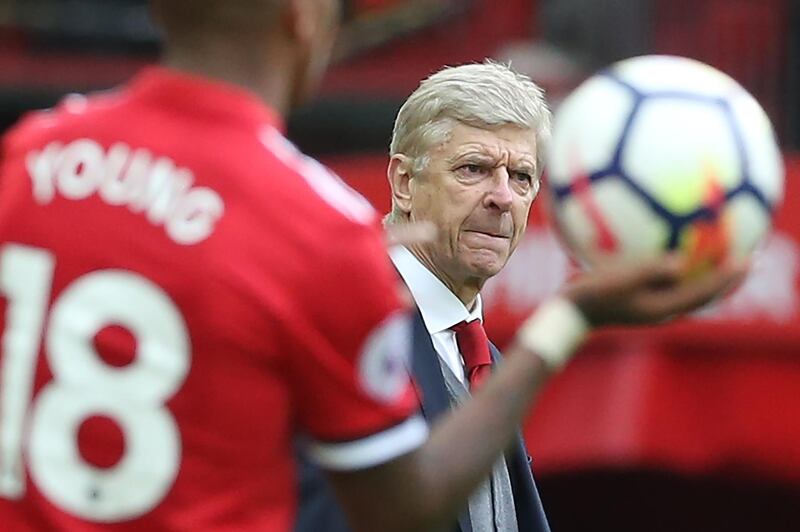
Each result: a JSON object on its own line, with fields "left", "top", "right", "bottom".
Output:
{"left": 240, "top": 126, "right": 384, "bottom": 268}
{"left": 256, "top": 127, "right": 377, "bottom": 228}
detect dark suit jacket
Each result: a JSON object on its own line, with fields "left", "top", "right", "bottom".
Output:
{"left": 295, "top": 308, "right": 551, "bottom": 532}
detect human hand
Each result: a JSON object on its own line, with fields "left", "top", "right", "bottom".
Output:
{"left": 563, "top": 255, "right": 749, "bottom": 328}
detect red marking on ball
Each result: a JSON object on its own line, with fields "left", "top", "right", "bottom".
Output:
{"left": 573, "top": 173, "right": 618, "bottom": 253}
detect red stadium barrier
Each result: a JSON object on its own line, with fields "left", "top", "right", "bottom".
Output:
{"left": 326, "top": 153, "right": 800, "bottom": 485}
{"left": 522, "top": 156, "right": 800, "bottom": 485}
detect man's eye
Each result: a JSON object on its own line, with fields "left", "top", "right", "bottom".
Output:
{"left": 513, "top": 172, "right": 533, "bottom": 183}
{"left": 461, "top": 164, "right": 485, "bottom": 174}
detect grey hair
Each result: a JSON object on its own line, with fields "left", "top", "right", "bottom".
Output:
{"left": 389, "top": 60, "right": 552, "bottom": 177}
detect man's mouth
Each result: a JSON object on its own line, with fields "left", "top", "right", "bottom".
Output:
{"left": 463, "top": 229, "right": 511, "bottom": 239}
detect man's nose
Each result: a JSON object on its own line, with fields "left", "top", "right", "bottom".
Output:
{"left": 484, "top": 167, "right": 514, "bottom": 212}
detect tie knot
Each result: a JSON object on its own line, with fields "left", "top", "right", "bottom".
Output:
{"left": 451, "top": 320, "right": 492, "bottom": 371}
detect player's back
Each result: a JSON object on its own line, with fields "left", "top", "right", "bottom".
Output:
{"left": 0, "top": 68, "right": 418, "bottom": 531}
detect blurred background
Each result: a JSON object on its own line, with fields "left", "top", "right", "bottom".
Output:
{"left": 2, "top": 0, "right": 799, "bottom": 530}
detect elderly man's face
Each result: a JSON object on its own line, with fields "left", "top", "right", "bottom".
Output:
{"left": 408, "top": 122, "right": 539, "bottom": 287}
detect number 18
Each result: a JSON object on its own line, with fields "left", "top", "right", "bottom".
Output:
{"left": 0, "top": 243, "right": 191, "bottom": 522}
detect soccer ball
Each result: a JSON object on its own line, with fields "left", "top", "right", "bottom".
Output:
{"left": 546, "top": 55, "right": 784, "bottom": 271}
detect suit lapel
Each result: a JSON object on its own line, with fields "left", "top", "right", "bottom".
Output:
{"left": 410, "top": 308, "right": 452, "bottom": 422}
{"left": 408, "top": 314, "right": 550, "bottom": 532}
{"left": 410, "top": 309, "right": 473, "bottom": 532}
{"left": 488, "top": 343, "right": 551, "bottom": 532}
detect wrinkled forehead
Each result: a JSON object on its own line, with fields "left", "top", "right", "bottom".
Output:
{"left": 433, "top": 121, "right": 538, "bottom": 167}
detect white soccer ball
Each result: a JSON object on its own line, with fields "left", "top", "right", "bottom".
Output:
{"left": 546, "top": 55, "right": 784, "bottom": 271}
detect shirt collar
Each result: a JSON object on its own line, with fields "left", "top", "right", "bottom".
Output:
{"left": 389, "top": 245, "right": 483, "bottom": 335}
{"left": 126, "top": 66, "right": 285, "bottom": 132}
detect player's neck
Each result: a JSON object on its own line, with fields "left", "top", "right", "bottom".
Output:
{"left": 161, "top": 46, "right": 294, "bottom": 117}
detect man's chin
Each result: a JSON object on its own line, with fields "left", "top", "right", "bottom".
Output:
{"left": 461, "top": 251, "right": 507, "bottom": 280}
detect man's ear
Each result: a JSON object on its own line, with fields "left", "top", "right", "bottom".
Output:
{"left": 284, "top": 0, "right": 315, "bottom": 45}
{"left": 387, "top": 155, "right": 415, "bottom": 216}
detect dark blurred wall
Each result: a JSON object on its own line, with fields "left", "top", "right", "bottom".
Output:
{"left": 540, "top": 0, "right": 653, "bottom": 69}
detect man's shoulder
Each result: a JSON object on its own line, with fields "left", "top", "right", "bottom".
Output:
{"left": 243, "top": 128, "right": 387, "bottom": 272}
{"left": 257, "top": 128, "right": 376, "bottom": 226}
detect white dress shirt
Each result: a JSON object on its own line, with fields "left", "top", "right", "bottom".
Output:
{"left": 389, "top": 245, "right": 483, "bottom": 384}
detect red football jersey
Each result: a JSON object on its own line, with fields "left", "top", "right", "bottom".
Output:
{"left": 0, "top": 68, "right": 426, "bottom": 531}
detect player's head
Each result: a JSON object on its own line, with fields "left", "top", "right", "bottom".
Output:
{"left": 150, "top": 0, "right": 341, "bottom": 108}
{"left": 387, "top": 61, "right": 551, "bottom": 291}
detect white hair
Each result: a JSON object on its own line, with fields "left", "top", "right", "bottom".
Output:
{"left": 390, "top": 60, "right": 552, "bottom": 177}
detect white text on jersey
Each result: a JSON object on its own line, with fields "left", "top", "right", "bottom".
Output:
{"left": 25, "top": 139, "right": 224, "bottom": 245}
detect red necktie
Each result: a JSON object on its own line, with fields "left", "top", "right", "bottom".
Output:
{"left": 451, "top": 320, "right": 492, "bottom": 389}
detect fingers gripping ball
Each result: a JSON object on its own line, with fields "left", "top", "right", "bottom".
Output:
{"left": 546, "top": 55, "right": 784, "bottom": 273}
